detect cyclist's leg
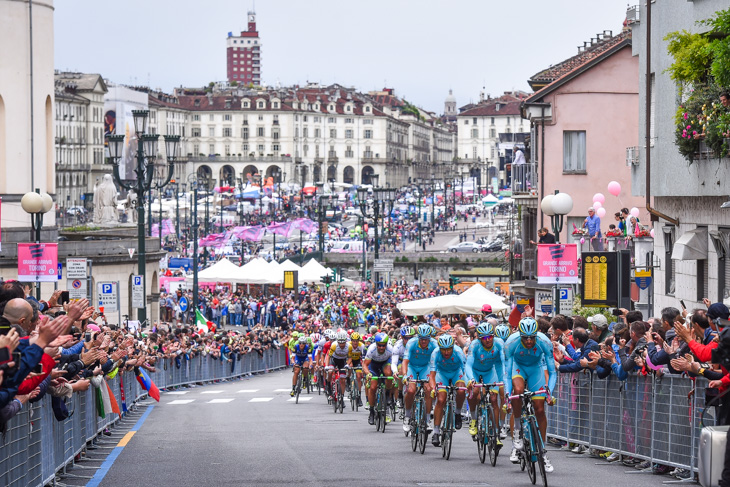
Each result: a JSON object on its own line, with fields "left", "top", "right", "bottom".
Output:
{"left": 432, "top": 370, "right": 449, "bottom": 433}
{"left": 524, "top": 367, "right": 548, "bottom": 442}
{"left": 467, "top": 385, "right": 480, "bottom": 421}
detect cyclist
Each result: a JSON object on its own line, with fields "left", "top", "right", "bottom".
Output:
{"left": 392, "top": 325, "right": 416, "bottom": 419}
{"left": 465, "top": 322, "right": 505, "bottom": 447}
{"left": 348, "top": 332, "right": 365, "bottom": 407}
{"left": 494, "top": 322, "right": 512, "bottom": 439}
{"left": 363, "top": 332, "right": 395, "bottom": 425}
{"left": 504, "top": 317, "right": 556, "bottom": 472}
{"left": 429, "top": 334, "right": 467, "bottom": 447}
{"left": 327, "top": 330, "right": 351, "bottom": 401}
{"left": 290, "top": 336, "right": 313, "bottom": 396}
{"left": 401, "top": 324, "right": 437, "bottom": 433}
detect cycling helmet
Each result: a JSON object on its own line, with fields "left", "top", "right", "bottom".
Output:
{"left": 495, "top": 324, "right": 510, "bottom": 340}
{"left": 350, "top": 332, "right": 361, "bottom": 341}
{"left": 298, "top": 336, "right": 307, "bottom": 344}
{"left": 347, "top": 329, "right": 354, "bottom": 335}
{"left": 481, "top": 304, "right": 493, "bottom": 314}
{"left": 518, "top": 317, "right": 539, "bottom": 337}
{"left": 292, "top": 331, "right": 300, "bottom": 339}
{"left": 311, "top": 333, "right": 321, "bottom": 342}
{"left": 416, "top": 324, "right": 431, "bottom": 338}
{"left": 476, "top": 322, "right": 495, "bottom": 338}
{"left": 324, "top": 329, "right": 334, "bottom": 340}
{"left": 374, "top": 332, "right": 388, "bottom": 345}
{"left": 336, "top": 330, "right": 348, "bottom": 342}
{"left": 437, "top": 335, "right": 455, "bottom": 349}
{"left": 389, "top": 337, "right": 397, "bottom": 346}
{"left": 400, "top": 326, "right": 415, "bottom": 337}
{"left": 429, "top": 326, "right": 438, "bottom": 337}
{"left": 365, "top": 334, "right": 373, "bottom": 343}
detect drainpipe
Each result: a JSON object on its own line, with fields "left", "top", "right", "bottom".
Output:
{"left": 540, "top": 106, "right": 545, "bottom": 229}
{"left": 644, "top": 0, "right": 679, "bottom": 226}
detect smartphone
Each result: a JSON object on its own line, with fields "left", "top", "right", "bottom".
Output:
{"left": 59, "top": 291, "right": 70, "bottom": 306}
{"left": 680, "top": 300, "right": 686, "bottom": 310}
{"left": 32, "top": 363, "right": 43, "bottom": 374}
{"left": 0, "top": 347, "right": 10, "bottom": 364}
{"left": 85, "top": 332, "right": 92, "bottom": 342}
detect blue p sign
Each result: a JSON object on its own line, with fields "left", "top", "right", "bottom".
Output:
{"left": 134, "top": 276, "right": 142, "bottom": 286}
{"left": 102, "top": 284, "right": 112, "bottom": 294}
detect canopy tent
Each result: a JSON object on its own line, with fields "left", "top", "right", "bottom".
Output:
{"left": 396, "top": 283, "right": 510, "bottom": 316}
{"left": 299, "top": 259, "right": 332, "bottom": 283}
{"left": 279, "top": 259, "right": 301, "bottom": 272}
{"left": 238, "top": 257, "right": 278, "bottom": 284}
{"left": 184, "top": 258, "right": 246, "bottom": 284}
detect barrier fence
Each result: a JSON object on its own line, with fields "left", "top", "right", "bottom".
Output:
{"left": 546, "top": 372, "right": 709, "bottom": 473}
{"left": 0, "top": 348, "right": 287, "bottom": 487}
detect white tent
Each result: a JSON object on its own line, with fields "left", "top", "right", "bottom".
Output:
{"left": 299, "top": 259, "right": 332, "bottom": 283}
{"left": 238, "top": 257, "right": 278, "bottom": 284}
{"left": 279, "top": 259, "right": 301, "bottom": 272}
{"left": 397, "top": 283, "right": 509, "bottom": 316}
{"left": 185, "top": 258, "right": 245, "bottom": 283}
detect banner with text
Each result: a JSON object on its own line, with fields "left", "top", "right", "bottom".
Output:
{"left": 536, "top": 244, "right": 579, "bottom": 284}
{"left": 17, "top": 243, "right": 59, "bottom": 282}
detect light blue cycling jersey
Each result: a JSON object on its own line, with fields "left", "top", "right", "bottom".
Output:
{"left": 404, "top": 337, "right": 438, "bottom": 367}
{"left": 429, "top": 346, "right": 467, "bottom": 374}
{"left": 503, "top": 332, "right": 556, "bottom": 396}
{"left": 465, "top": 337, "right": 505, "bottom": 384}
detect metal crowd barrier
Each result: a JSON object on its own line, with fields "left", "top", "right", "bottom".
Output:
{"left": 0, "top": 348, "right": 287, "bottom": 487}
{"left": 546, "top": 372, "right": 707, "bottom": 473}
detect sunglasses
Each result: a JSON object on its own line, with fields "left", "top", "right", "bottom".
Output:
{"left": 480, "top": 335, "right": 494, "bottom": 340}
{"left": 376, "top": 343, "right": 387, "bottom": 347}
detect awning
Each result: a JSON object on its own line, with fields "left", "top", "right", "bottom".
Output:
{"left": 671, "top": 228, "right": 708, "bottom": 260}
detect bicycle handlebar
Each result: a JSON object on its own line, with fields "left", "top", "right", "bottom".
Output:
{"left": 508, "top": 388, "right": 548, "bottom": 400}
{"left": 472, "top": 382, "right": 504, "bottom": 388}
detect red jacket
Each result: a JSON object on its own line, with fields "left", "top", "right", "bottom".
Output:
{"left": 17, "top": 353, "right": 55, "bottom": 395}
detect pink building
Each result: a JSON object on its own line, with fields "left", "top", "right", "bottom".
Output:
{"left": 512, "top": 28, "right": 645, "bottom": 289}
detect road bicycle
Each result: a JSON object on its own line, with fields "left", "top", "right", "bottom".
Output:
{"left": 473, "top": 379, "right": 504, "bottom": 466}
{"left": 348, "top": 366, "right": 362, "bottom": 412}
{"left": 371, "top": 375, "right": 395, "bottom": 432}
{"left": 409, "top": 379, "right": 429, "bottom": 453}
{"left": 326, "top": 366, "right": 346, "bottom": 414}
{"left": 439, "top": 381, "right": 468, "bottom": 460}
{"left": 293, "top": 366, "right": 304, "bottom": 404}
{"left": 508, "top": 389, "right": 548, "bottom": 487}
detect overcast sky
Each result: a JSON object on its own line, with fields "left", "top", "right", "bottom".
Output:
{"left": 55, "top": 0, "right": 631, "bottom": 113}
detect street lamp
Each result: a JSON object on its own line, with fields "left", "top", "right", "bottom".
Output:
{"left": 21, "top": 189, "right": 53, "bottom": 299}
{"left": 356, "top": 186, "right": 369, "bottom": 281}
{"left": 301, "top": 190, "right": 315, "bottom": 255}
{"left": 187, "top": 173, "right": 202, "bottom": 313}
{"left": 540, "top": 190, "right": 573, "bottom": 243}
{"left": 107, "top": 110, "right": 179, "bottom": 323}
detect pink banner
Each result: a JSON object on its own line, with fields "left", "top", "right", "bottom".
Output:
{"left": 291, "top": 218, "right": 316, "bottom": 234}
{"left": 198, "top": 233, "right": 228, "bottom": 248}
{"left": 151, "top": 219, "right": 175, "bottom": 237}
{"left": 230, "top": 225, "right": 265, "bottom": 242}
{"left": 536, "top": 244, "right": 579, "bottom": 284}
{"left": 17, "top": 243, "right": 59, "bottom": 282}
{"left": 267, "top": 221, "right": 293, "bottom": 237}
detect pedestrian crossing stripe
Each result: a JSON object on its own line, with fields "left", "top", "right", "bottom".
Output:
{"left": 287, "top": 397, "right": 311, "bottom": 402}
{"left": 274, "top": 389, "right": 291, "bottom": 392}
{"left": 207, "top": 399, "right": 234, "bottom": 404}
{"left": 166, "top": 391, "right": 188, "bottom": 395}
{"left": 168, "top": 400, "right": 194, "bottom": 405}
{"left": 249, "top": 397, "right": 274, "bottom": 402}
{"left": 237, "top": 389, "right": 260, "bottom": 393}
{"left": 200, "top": 390, "right": 223, "bottom": 394}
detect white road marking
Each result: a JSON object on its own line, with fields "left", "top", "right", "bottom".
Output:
{"left": 207, "top": 398, "right": 235, "bottom": 404}
{"left": 274, "top": 389, "right": 291, "bottom": 392}
{"left": 287, "top": 397, "right": 312, "bottom": 402}
{"left": 166, "top": 391, "right": 188, "bottom": 395}
{"left": 168, "top": 400, "right": 194, "bottom": 405}
{"left": 201, "top": 390, "right": 223, "bottom": 394}
{"left": 237, "top": 389, "right": 260, "bottom": 393}
{"left": 249, "top": 397, "right": 274, "bottom": 402}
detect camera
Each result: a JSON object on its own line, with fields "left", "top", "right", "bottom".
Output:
{"left": 611, "top": 308, "right": 623, "bottom": 316}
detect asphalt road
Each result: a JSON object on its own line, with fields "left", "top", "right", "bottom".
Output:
{"left": 93, "top": 371, "right": 675, "bottom": 487}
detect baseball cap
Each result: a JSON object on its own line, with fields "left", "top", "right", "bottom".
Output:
{"left": 707, "top": 303, "right": 730, "bottom": 320}
{"left": 587, "top": 314, "right": 608, "bottom": 328}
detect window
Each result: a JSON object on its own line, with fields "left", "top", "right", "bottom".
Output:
{"left": 489, "top": 128, "right": 496, "bottom": 138}
{"left": 257, "top": 144, "right": 264, "bottom": 153}
{"left": 193, "top": 114, "right": 200, "bottom": 121}
{"left": 208, "top": 127, "right": 215, "bottom": 137}
{"left": 464, "top": 120, "right": 469, "bottom": 125}
{"left": 315, "top": 128, "right": 321, "bottom": 138}
{"left": 193, "top": 144, "right": 199, "bottom": 155}
{"left": 491, "top": 117, "right": 495, "bottom": 124}
{"left": 273, "top": 102, "right": 279, "bottom": 109}
{"left": 330, "top": 129, "right": 337, "bottom": 138}
{"left": 328, "top": 117, "right": 335, "bottom": 123}
{"left": 224, "top": 144, "right": 230, "bottom": 155}
{"left": 258, "top": 101, "right": 264, "bottom": 109}
{"left": 345, "top": 118, "right": 354, "bottom": 124}
{"left": 242, "top": 144, "right": 248, "bottom": 152}
{"left": 273, "top": 144, "right": 280, "bottom": 152}
{"left": 328, "top": 147, "right": 336, "bottom": 158}
{"left": 363, "top": 119, "right": 373, "bottom": 125}
{"left": 209, "top": 115, "right": 214, "bottom": 121}
{"left": 663, "top": 226, "right": 676, "bottom": 295}
{"left": 242, "top": 127, "right": 249, "bottom": 139}
{"left": 273, "top": 130, "right": 280, "bottom": 140}
{"left": 365, "top": 106, "right": 371, "bottom": 113}
{"left": 345, "top": 129, "right": 353, "bottom": 139}
{"left": 364, "top": 129, "right": 372, "bottom": 139}
{"left": 243, "top": 101, "right": 250, "bottom": 108}
{"left": 303, "top": 128, "right": 308, "bottom": 138}
{"left": 345, "top": 146, "right": 353, "bottom": 158}
{"left": 303, "top": 144, "right": 308, "bottom": 156}
{"left": 223, "top": 128, "right": 232, "bottom": 137}
{"left": 224, "top": 114, "right": 231, "bottom": 121}
{"left": 473, "top": 147, "right": 478, "bottom": 159}
{"left": 303, "top": 116, "right": 308, "bottom": 122}
{"left": 192, "top": 128, "right": 201, "bottom": 137}
{"left": 698, "top": 258, "right": 709, "bottom": 301}
{"left": 258, "top": 115, "right": 263, "bottom": 121}
{"left": 209, "top": 144, "right": 215, "bottom": 154}
{"left": 257, "top": 127, "right": 264, "bottom": 137}
{"left": 563, "top": 131, "right": 587, "bottom": 173}
{"left": 473, "top": 117, "right": 478, "bottom": 124}
{"left": 364, "top": 148, "right": 373, "bottom": 158}
{"left": 314, "top": 117, "right": 321, "bottom": 123}
{"left": 471, "top": 128, "right": 479, "bottom": 138}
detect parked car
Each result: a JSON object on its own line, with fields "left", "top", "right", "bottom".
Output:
{"left": 447, "top": 242, "right": 483, "bottom": 253}
{"left": 481, "top": 237, "right": 505, "bottom": 252}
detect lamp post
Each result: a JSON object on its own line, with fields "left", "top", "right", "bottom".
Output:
{"left": 301, "top": 191, "right": 315, "bottom": 255}
{"left": 106, "top": 110, "right": 179, "bottom": 323}
{"left": 20, "top": 189, "right": 53, "bottom": 300}
{"left": 356, "top": 186, "right": 369, "bottom": 281}
{"left": 540, "top": 190, "right": 573, "bottom": 244}
{"left": 316, "top": 183, "right": 329, "bottom": 255}
{"left": 187, "top": 173, "right": 201, "bottom": 313}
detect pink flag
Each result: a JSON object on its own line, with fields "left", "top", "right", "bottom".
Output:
{"left": 291, "top": 218, "right": 316, "bottom": 234}
{"left": 267, "top": 222, "right": 293, "bottom": 237}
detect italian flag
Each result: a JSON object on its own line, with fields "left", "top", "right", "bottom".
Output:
{"left": 195, "top": 308, "right": 210, "bottom": 334}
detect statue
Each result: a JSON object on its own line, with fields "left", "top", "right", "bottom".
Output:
{"left": 93, "top": 174, "right": 119, "bottom": 225}
{"left": 126, "top": 189, "right": 138, "bottom": 223}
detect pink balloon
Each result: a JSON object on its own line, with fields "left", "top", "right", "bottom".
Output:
{"left": 593, "top": 193, "right": 605, "bottom": 204}
{"left": 630, "top": 207, "right": 640, "bottom": 218}
{"left": 580, "top": 238, "right": 585, "bottom": 244}
{"left": 596, "top": 207, "right": 607, "bottom": 218}
{"left": 650, "top": 229, "right": 655, "bottom": 238}
{"left": 607, "top": 181, "right": 621, "bottom": 197}
{"left": 593, "top": 201, "right": 603, "bottom": 210}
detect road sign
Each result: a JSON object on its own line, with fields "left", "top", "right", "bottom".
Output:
{"left": 132, "top": 275, "right": 145, "bottom": 309}
{"left": 128, "top": 248, "right": 135, "bottom": 259}
{"left": 68, "top": 278, "right": 87, "bottom": 300}
{"left": 97, "top": 281, "right": 119, "bottom": 312}
{"left": 373, "top": 259, "right": 394, "bottom": 272}
{"left": 178, "top": 296, "right": 188, "bottom": 313}
{"left": 537, "top": 291, "right": 553, "bottom": 315}
{"left": 66, "top": 258, "right": 87, "bottom": 279}
{"left": 57, "top": 263, "right": 62, "bottom": 280}
{"left": 17, "top": 243, "right": 58, "bottom": 282}
{"left": 559, "top": 287, "right": 574, "bottom": 316}
{"left": 635, "top": 269, "right": 652, "bottom": 290}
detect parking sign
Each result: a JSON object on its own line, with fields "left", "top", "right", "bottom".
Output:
{"left": 97, "top": 281, "right": 118, "bottom": 312}
{"left": 132, "top": 275, "right": 145, "bottom": 309}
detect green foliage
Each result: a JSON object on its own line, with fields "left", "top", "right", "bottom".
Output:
{"left": 571, "top": 296, "right": 613, "bottom": 323}
{"left": 703, "top": 8, "right": 730, "bottom": 87}
{"left": 664, "top": 30, "right": 713, "bottom": 85}
{"left": 399, "top": 256, "right": 409, "bottom": 262}
{"left": 63, "top": 225, "right": 101, "bottom": 232}
{"left": 422, "top": 256, "right": 438, "bottom": 263}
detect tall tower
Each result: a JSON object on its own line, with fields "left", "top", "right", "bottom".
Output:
{"left": 444, "top": 89, "right": 456, "bottom": 117}
{"left": 226, "top": 11, "right": 261, "bottom": 86}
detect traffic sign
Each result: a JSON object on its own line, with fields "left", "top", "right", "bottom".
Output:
{"left": 66, "top": 258, "right": 87, "bottom": 279}
{"left": 373, "top": 258, "right": 394, "bottom": 272}
{"left": 57, "top": 263, "right": 62, "bottom": 280}
{"left": 537, "top": 291, "right": 553, "bottom": 315}
{"left": 635, "top": 270, "right": 652, "bottom": 290}
{"left": 178, "top": 296, "right": 188, "bottom": 313}
{"left": 132, "top": 275, "right": 145, "bottom": 309}
{"left": 559, "top": 287, "right": 574, "bottom": 317}
{"left": 68, "top": 278, "right": 87, "bottom": 300}
{"left": 97, "top": 281, "right": 119, "bottom": 312}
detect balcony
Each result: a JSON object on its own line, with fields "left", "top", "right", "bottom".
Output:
{"left": 511, "top": 163, "right": 537, "bottom": 196}
{"left": 183, "top": 154, "right": 293, "bottom": 163}
{"left": 626, "top": 146, "right": 640, "bottom": 166}
{"left": 327, "top": 156, "right": 339, "bottom": 163}
{"left": 626, "top": 5, "right": 639, "bottom": 24}
{"left": 361, "top": 157, "right": 392, "bottom": 164}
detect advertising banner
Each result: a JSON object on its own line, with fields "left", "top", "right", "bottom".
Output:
{"left": 17, "top": 243, "right": 59, "bottom": 282}
{"left": 536, "top": 244, "right": 579, "bottom": 284}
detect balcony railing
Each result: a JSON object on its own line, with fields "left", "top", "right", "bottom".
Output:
{"left": 511, "top": 162, "right": 537, "bottom": 195}
{"left": 626, "top": 146, "right": 640, "bottom": 166}
{"left": 183, "top": 154, "right": 293, "bottom": 163}
{"left": 626, "top": 5, "right": 640, "bottom": 24}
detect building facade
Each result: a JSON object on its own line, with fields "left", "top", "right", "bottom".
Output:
{"left": 226, "top": 11, "right": 261, "bottom": 86}
{"left": 629, "top": 0, "right": 730, "bottom": 312}
{"left": 54, "top": 72, "right": 107, "bottom": 209}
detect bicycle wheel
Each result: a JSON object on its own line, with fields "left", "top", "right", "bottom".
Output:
{"left": 339, "top": 392, "right": 344, "bottom": 414}
{"left": 419, "top": 403, "right": 428, "bottom": 454}
{"left": 477, "top": 405, "right": 487, "bottom": 464}
{"left": 487, "top": 404, "right": 498, "bottom": 467}
{"left": 332, "top": 382, "right": 339, "bottom": 414}
{"left": 295, "top": 375, "right": 301, "bottom": 404}
{"left": 376, "top": 389, "right": 383, "bottom": 431}
{"left": 354, "top": 389, "right": 360, "bottom": 412}
{"left": 525, "top": 430, "right": 536, "bottom": 485}
{"left": 380, "top": 387, "right": 387, "bottom": 433}
{"left": 442, "top": 405, "right": 450, "bottom": 458}
{"left": 529, "top": 417, "right": 548, "bottom": 487}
